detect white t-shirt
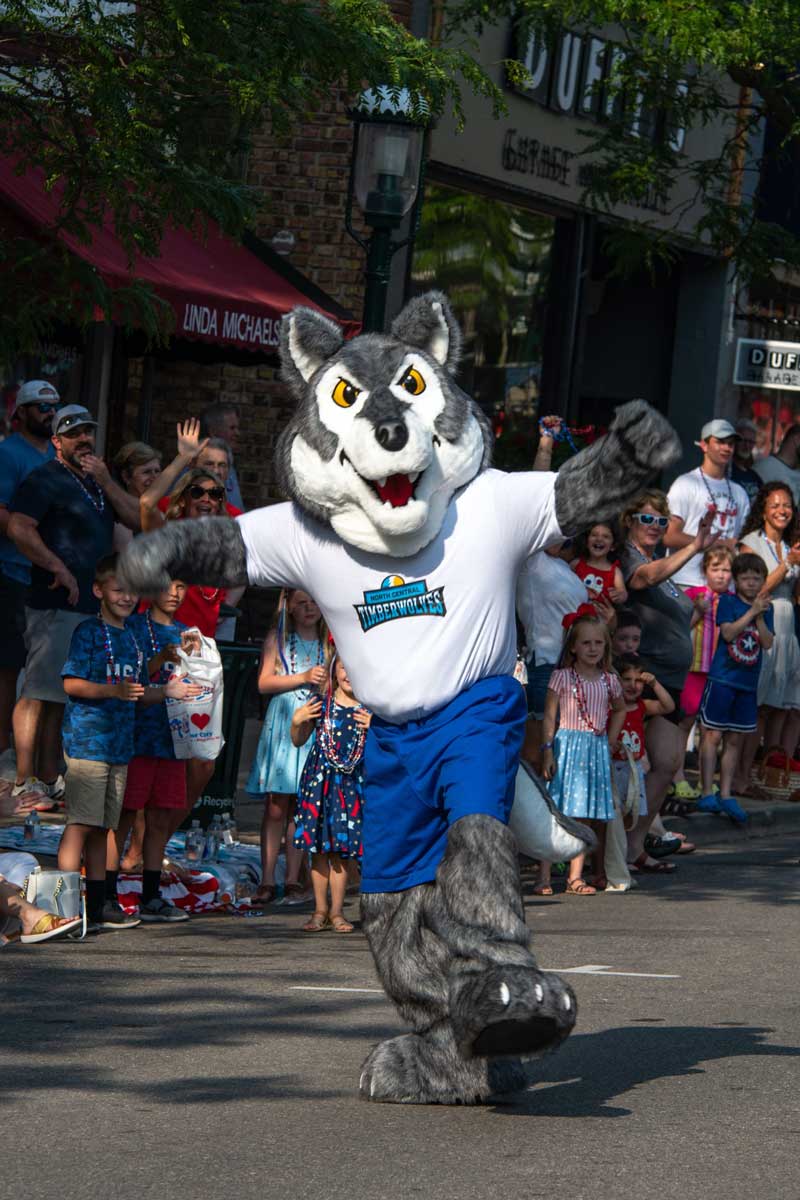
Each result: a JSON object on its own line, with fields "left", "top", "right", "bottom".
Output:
{"left": 238, "top": 469, "right": 562, "bottom": 723}
{"left": 516, "top": 552, "right": 589, "bottom": 665}
{"left": 666, "top": 468, "right": 750, "bottom": 588}
{"left": 754, "top": 455, "right": 800, "bottom": 506}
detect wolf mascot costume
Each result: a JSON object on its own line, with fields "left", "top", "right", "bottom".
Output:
{"left": 120, "top": 292, "right": 680, "bottom": 1105}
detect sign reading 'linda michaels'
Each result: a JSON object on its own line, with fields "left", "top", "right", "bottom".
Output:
{"left": 181, "top": 303, "right": 281, "bottom": 348}
{"left": 734, "top": 338, "right": 800, "bottom": 392}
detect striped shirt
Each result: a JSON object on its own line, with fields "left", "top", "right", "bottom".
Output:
{"left": 549, "top": 668, "right": 622, "bottom": 734}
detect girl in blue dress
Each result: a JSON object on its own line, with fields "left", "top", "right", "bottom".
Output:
{"left": 247, "top": 590, "right": 326, "bottom": 904}
{"left": 291, "top": 656, "right": 370, "bottom": 933}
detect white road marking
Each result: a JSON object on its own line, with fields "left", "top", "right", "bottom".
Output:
{"left": 289, "top": 964, "right": 680, "bottom": 996}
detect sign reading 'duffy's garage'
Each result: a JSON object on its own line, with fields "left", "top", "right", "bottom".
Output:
{"left": 734, "top": 339, "right": 800, "bottom": 392}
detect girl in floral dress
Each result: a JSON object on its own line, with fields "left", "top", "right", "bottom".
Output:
{"left": 291, "top": 657, "right": 370, "bottom": 933}
{"left": 247, "top": 590, "right": 326, "bottom": 904}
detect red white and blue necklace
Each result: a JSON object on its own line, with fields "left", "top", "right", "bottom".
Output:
{"left": 571, "top": 668, "right": 611, "bottom": 736}
{"left": 100, "top": 618, "right": 143, "bottom": 685}
{"left": 57, "top": 459, "right": 105, "bottom": 513}
{"left": 317, "top": 692, "right": 366, "bottom": 774}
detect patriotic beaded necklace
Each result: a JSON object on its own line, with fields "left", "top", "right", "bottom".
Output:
{"left": 57, "top": 459, "right": 105, "bottom": 513}
{"left": 699, "top": 467, "right": 737, "bottom": 523}
{"left": 570, "top": 668, "right": 611, "bottom": 736}
{"left": 100, "top": 618, "right": 143, "bottom": 685}
{"left": 317, "top": 691, "right": 366, "bottom": 774}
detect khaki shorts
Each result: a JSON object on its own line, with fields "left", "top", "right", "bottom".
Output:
{"left": 21, "top": 608, "right": 88, "bottom": 704}
{"left": 64, "top": 755, "right": 127, "bottom": 829}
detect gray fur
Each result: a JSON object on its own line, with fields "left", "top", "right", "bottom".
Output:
{"left": 117, "top": 517, "right": 248, "bottom": 595}
{"left": 391, "top": 289, "right": 462, "bottom": 372}
{"left": 280, "top": 306, "right": 344, "bottom": 392}
{"left": 359, "top": 814, "right": 576, "bottom": 1104}
{"left": 554, "top": 399, "right": 682, "bottom": 535}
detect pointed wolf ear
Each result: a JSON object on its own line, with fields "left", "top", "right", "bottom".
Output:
{"left": 391, "top": 291, "right": 461, "bottom": 371}
{"left": 280, "top": 307, "right": 345, "bottom": 387}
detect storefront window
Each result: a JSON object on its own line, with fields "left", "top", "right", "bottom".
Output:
{"left": 409, "top": 183, "right": 555, "bottom": 468}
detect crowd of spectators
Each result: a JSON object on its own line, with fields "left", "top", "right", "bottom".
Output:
{"left": 2, "top": 382, "right": 799, "bottom": 938}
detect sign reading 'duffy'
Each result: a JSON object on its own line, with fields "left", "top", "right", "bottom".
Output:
{"left": 510, "top": 25, "right": 687, "bottom": 150}
{"left": 734, "top": 339, "right": 800, "bottom": 392}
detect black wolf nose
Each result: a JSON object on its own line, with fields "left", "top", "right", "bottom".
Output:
{"left": 375, "top": 421, "right": 408, "bottom": 452}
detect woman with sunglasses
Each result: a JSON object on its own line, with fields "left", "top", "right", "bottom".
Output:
{"left": 620, "top": 491, "right": 719, "bottom": 869}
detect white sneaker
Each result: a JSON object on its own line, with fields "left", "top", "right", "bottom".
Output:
{"left": 43, "top": 774, "right": 66, "bottom": 802}
{"left": 11, "top": 777, "right": 48, "bottom": 798}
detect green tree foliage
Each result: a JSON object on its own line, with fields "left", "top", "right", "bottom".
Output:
{"left": 0, "top": 0, "right": 505, "bottom": 353}
{"left": 450, "top": 0, "right": 800, "bottom": 281}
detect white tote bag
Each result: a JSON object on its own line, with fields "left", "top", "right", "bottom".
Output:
{"left": 24, "top": 866, "right": 87, "bottom": 938}
{"left": 509, "top": 759, "right": 597, "bottom": 862}
{"left": 167, "top": 630, "right": 225, "bottom": 761}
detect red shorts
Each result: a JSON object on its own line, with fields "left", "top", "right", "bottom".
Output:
{"left": 680, "top": 671, "right": 708, "bottom": 719}
{"left": 123, "top": 756, "right": 187, "bottom": 811}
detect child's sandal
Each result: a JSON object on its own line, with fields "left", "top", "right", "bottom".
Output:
{"left": 565, "top": 879, "right": 597, "bottom": 896}
{"left": 329, "top": 914, "right": 354, "bottom": 933}
{"left": 302, "top": 912, "right": 331, "bottom": 931}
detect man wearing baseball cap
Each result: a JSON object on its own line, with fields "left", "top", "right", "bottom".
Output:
{"left": 0, "top": 381, "right": 59, "bottom": 758}
{"left": 753, "top": 423, "right": 800, "bottom": 506}
{"left": 6, "top": 404, "right": 140, "bottom": 805}
{"left": 663, "top": 418, "right": 751, "bottom": 589}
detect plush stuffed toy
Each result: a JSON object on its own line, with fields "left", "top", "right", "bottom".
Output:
{"left": 120, "top": 292, "right": 681, "bottom": 1105}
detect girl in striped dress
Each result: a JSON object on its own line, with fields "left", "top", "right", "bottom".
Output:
{"left": 539, "top": 604, "right": 626, "bottom": 895}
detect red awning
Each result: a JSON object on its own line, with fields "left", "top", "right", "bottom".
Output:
{"left": 0, "top": 159, "right": 357, "bottom": 352}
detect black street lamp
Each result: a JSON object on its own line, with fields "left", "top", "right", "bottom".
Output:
{"left": 345, "top": 87, "right": 430, "bottom": 333}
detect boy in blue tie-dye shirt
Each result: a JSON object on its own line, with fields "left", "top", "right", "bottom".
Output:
{"left": 57, "top": 555, "right": 201, "bottom": 931}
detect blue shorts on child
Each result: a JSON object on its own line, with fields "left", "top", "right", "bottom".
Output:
{"left": 699, "top": 679, "right": 758, "bottom": 733}
{"left": 360, "top": 675, "right": 527, "bottom": 893}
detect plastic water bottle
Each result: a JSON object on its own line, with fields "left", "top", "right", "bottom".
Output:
{"left": 24, "top": 809, "right": 40, "bottom": 842}
{"left": 222, "top": 812, "right": 237, "bottom": 846}
{"left": 185, "top": 820, "right": 204, "bottom": 863}
{"left": 204, "top": 815, "right": 222, "bottom": 862}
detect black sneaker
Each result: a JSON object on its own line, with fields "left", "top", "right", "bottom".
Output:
{"left": 139, "top": 897, "right": 189, "bottom": 923}
{"left": 100, "top": 901, "right": 141, "bottom": 930}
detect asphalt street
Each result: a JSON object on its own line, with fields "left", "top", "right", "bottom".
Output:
{"left": 4, "top": 832, "right": 800, "bottom": 1200}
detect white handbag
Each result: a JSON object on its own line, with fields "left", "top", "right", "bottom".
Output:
{"left": 509, "top": 759, "right": 597, "bottom": 862}
{"left": 24, "top": 866, "right": 87, "bottom": 939}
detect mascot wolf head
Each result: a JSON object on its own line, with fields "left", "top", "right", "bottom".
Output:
{"left": 277, "top": 291, "right": 492, "bottom": 557}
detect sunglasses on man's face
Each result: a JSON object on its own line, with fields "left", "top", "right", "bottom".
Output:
{"left": 34, "top": 402, "right": 59, "bottom": 414}
{"left": 632, "top": 512, "right": 669, "bottom": 528}
{"left": 187, "top": 485, "right": 225, "bottom": 502}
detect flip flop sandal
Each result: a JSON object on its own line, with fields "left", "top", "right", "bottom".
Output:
{"left": 630, "top": 853, "right": 677, "bottom": 874}
{"left": 21, "top": 914, "right": 82, "bottom": 944}
{"left": 302, "top": 913, "right": 330, "bottom": 933}
{"left": 329, "top": 915, "right": 354, "bottom": 933}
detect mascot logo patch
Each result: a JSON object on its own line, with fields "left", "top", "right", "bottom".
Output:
{"left": 354, "top": 575, "right": 446, "bottom": 633}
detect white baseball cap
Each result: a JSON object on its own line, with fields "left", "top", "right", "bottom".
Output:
{"left": 695, "top": 419, "right": 738, "bottom": 445}
{"left": 13, "top": 379, "right": 60, "bottom": 413}
{"left": 52, "top": 405, "right": 97, "bottom": 436}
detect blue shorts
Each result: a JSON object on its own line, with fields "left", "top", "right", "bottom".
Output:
{"left": 361, "top": 675, "right": 527, "bottom": 893}
{"left": 699, "top": 679, "right": 758, "bottom": 733}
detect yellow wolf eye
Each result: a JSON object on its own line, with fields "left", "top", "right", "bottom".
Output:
{"left": 332, "top": 378, "right": 360, "bottom": 408}
{"left": 399, "top": 366, "right": 426, "bottom": 396}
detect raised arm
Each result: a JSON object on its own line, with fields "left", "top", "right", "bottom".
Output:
{"left": 139, "top": 419, "right": 208, "bottom": 532}
{"left": 553, "top": 401, "right": 682, "bottom": 536}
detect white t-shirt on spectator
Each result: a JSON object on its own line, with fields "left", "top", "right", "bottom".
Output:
{"left": 238, "top": 469, "right": 563, "bottom": 724}
{"left": 753, "top": 455, "right": 800, "bottom": 506}
{"left": 666, "top": 467, "right": 750, "bottom": 588}
{"left": 516, "top": 551, "right": 589, "bottom": 666}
